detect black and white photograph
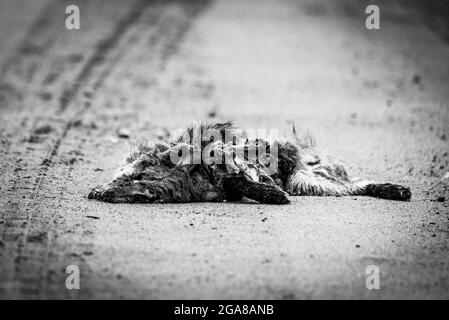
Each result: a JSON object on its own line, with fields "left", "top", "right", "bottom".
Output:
{"left": 0, "top": 0, "right": 448, "bottom": 304}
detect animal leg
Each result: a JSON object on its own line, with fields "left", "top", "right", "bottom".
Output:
{"left": 287, "top": 169, "right": 411, "bottom": 201}
{"left": 222, "top": 175, "right": 290, "bottom": 204}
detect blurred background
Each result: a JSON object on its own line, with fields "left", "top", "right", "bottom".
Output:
{"left": 0, "top": 0, "right": 448, "bottom": 299}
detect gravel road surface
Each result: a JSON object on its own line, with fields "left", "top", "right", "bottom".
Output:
{"left": 0, "top": 0, "right": 448, "bottom": 299}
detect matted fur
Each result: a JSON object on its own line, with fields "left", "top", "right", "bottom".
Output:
{"left": 88, "top": 121, "right": 411, "bottom": 204}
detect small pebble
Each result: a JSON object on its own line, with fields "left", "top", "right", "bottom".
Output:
{"left": 208, "top": 110, "right": 217, "bottom": 118}
{"left": 117, "top": 128, "right": 130, "bottom": 139}
{"left": 412, "top": 75, "right": 421, "bottom": 85}
{"left": 34, "top": 124, "right": 53, "bottom": 135}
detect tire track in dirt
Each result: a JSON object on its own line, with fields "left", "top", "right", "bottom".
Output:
{"left": 0, "top": 0, "right": 212, "bottom": 298}
{"left": 43, "top": 0, "right": 212, "bottom": 298}
{"left": 0, "top": 0, "right": 145, "bottom": 235}
{"left": 0, "top": 0, "right": 135, "bottom": 189}
{"left": 0, "top": 0, "right": 58, "bottom": 82}
{"left": 58, "top": 0, "right": 153, "bottom": 113}
{"left": 46, "top": 0, "right": 156, "bottom": 166}
{"left": 0, "top": 0, "right": 60, "bottom": 165}
{"left": 39, "top": 1, "right": 212, "bottom": 297}
{"left": 0, "top": 0, "right": 153, "bottom": 298}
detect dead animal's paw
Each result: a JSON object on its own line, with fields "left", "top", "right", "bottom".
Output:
{"left": 366, "top": 183, "right": 411, "bottom": 201}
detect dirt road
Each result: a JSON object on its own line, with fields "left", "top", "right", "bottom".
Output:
{"left": 0, "top": 0, "right": 448, "bottom": 299}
